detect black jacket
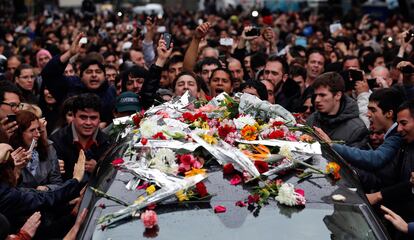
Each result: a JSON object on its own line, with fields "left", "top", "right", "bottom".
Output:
{"left": 49, "top": 124, "right": 111, "bottom": 180}
{"left": 307, "top": 96, "right": 368, "bottom": 147}
{"left": 41, "top": 55, "right": 116, "bottom": 123}
{"left": 0, "top": 179, "right": 81, "bottom": 228}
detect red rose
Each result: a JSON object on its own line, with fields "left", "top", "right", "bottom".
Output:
{"left": 247, "top": 194, "right": 260, "bottom": 204}
{"left": 222, "top": 163, "right": 235, "bottom": 175}
{"left": 111, "top": 158, "right": 124, "bottom": 167}
{"left": 218, "top": 125, "right": 236, "bottom": 139}
{"left": 272, "top": 121, "right": 285, "bottom": 127}
{"left": 268, "top": 130, "right": 285, "bottom": 139}
{"left": 254, "top": 161, "right": 269, "bottom": 174}
{"left": 132, "top": 113, "right": 142, "bottom": 127}
{"left": 147, "top": 203, "right": 157, "bottom": 210}
{"left": 152, "top": 132, "right": 167, "bottom": 140}
{"left": 180, "top": 154, "right": 195, "bottom": 165}
{"left": 194, "top": 112, "right": 208, "bottom": 122}
{"left": 182, "top": 112, "right": 195, "bottom": 122}
{"left": 195, "top": 182, "right": 208, "bottom": 198}
{"left": 141, "top": 138, "right": 148, "bottom": 145}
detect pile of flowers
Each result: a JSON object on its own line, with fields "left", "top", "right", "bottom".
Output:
{"left": 100, "top": 92, "right": 343, "bottom": 233}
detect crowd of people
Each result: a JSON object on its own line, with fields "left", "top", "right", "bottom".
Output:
{"left": 1, "top": 2, "right": 414, "bottom": 239}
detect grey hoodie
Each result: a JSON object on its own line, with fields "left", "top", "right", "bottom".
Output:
{"left": 307, "top": 96, "right": 369, "bottom": 147}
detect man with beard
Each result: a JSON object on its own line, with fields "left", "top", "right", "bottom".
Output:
{"left": 263, "top": 56, "right": 301, "bottom": 110}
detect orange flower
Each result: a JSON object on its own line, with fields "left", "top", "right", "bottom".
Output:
{"left": 299, "top": 134, "right": 314, "bottom": 143}
{"left": 241, "top": 125, "right": 258, "bottom": 141}
{"left": 326, "top": 162, "right": 341, "bottom": 180}
{"left": 242, "top": 145, "right": 271, "bottom": 161}
{"left": 184, "top": 168, "right": 207, "bottom": 178}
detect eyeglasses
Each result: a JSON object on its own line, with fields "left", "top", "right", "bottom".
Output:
{"left": 1, "top": 102, "right": 23, "bottom": 110}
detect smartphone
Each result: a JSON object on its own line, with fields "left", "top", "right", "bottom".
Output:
{"left": 6, "top": 114, "right": 16, "bottom": 123}
{"left": 29, "top": 139, "right": 37, "bottom": 152}
{"left": 157, "top": 26, "right": 166, "bottom": 33}
{"left": 219, "top": 38, "right": 234, "bottom": 46}
{"left": 329, "top": 22, "right": 342, "bottom": 34}
{"left": 79, "top": 37, "right": 88, "bottom": 45}
{"left": 245, "top": 27, "right": 261, "bottom": 37}
{"left": 295, "top": 36, "right": 307, "bottom": 47}
{"left": 163, "top": 33, "right": 172, "bottom": 49}
{"left": 348, "top": 69, "right": 364, "bottom": 82}
{"left": 367, "top": 78, "right": 379, "bottom": 89}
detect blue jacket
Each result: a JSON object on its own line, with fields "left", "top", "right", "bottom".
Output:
{"left": 332, "top": 124, "right": 402, "bottom": 171}
{"left": 41, "top": 55, "right": 116, "bottom": 123}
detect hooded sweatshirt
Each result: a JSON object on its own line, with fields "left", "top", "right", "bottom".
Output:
{"left": 307, "top": 95, "right": 368, "bottom": 147}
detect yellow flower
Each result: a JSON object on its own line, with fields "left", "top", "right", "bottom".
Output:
{"left": 202, "top": 134, "right": 217, "bottom": 145}
{"left": 134, "top": 196, "right": 145, "bottom": 204}
{"left": 201, "top": 122, "right": 210, "bottom": 130}
{"left": 176, "top": 190, "right": 189, "bottom": 201}
{"left": 146, "top": 185, "right": 156, "bottom": 195}
{"left": 241, "top": 125, "right": 258, "bottom": 141}
{"left": 185, "top": 168, "right": 207, "bottom": 178}
{"left": 193, "top": 120, "right": 201, "bottom": 128}
{"left": 326, "top": 162, "right": 341, "bottom": 180}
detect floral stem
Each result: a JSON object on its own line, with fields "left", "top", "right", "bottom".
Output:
{"left": 292, "top": 159, "right": 325, "bottom": 175}
{"left": 91, "top": 187, "right": 129, "bottom": 206}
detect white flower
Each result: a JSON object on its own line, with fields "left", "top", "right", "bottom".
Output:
{"left": 275, "top": 183, "right": 297, "bottom": 206}
{"left": 150, "top": 148, "right": 178, "bottom": 174}
{"left": 234, "top": 115, "right": 256, "bottom": 129}
{"left": 279, "top": 145, "right": 293, "bottom": 160}
{"left": 154, "top": 148, "right": 176, "bottom": 166}
{"left": 140, "top": 119, "right": 160, "bottom": 138}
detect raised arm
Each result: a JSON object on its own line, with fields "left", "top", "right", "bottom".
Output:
{"left": 183, "top": 22, "right": 211, "bottom": 72}
{"left": 141, "top": 36, "right": 173, "bottom": 109}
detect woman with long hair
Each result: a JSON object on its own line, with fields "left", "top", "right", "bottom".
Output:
{"left": 9, "top": 110, "right": 62, "bottom": 191}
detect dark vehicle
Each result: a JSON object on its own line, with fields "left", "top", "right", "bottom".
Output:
{"left": 77, "top": 137, "right": 390, "bottom": 240}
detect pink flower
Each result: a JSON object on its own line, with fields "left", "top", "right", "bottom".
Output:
{"left": 156, "top": 111, "right": 169, "bottom": 118}
{"left": 295, "top": 188, "right": 306, "bottom": 206}
{"left": 192, "top": 160, "right": 202, "bottom": 169}
{"left": 198, "top": 104, "right": 219, "bottom": 113}
{"left": 235, "top": 201, "right": 247, "bottom": 207}
{"left": 178, "top": 163, "right": 191, "bottom": 173}
{"left": 141, "top": 210, "right": 158, "bottom": 229}
{"left": 137, "top": 182, "right": 149, "bottom": 190}
{"left": 214, "top": 205, "right": 226, "bottom": 213}
{"left": 285, "top": 132, "right": 298, "bottom": 142}
{"left": 230, "top": 174, "right": 242, "bottom": 185}
{"left": 242, "top": 171, "right": 252, "bottom": 182}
